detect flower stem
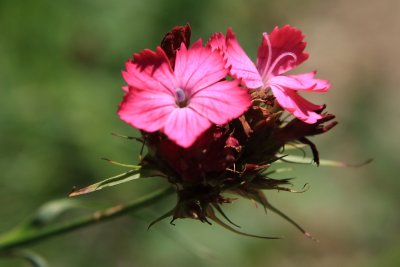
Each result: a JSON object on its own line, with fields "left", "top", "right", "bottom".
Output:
{"left": 0, "top": 186, "right": 174, "bottom": 251}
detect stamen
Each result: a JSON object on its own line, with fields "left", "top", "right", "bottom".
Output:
{"left": 175, "top": 88, "right": 185, "bottom": 102}
{"left": 263, "top": 52, "right": 297, "bottom": 83}
{"left": 260, "top": 32, "right": 272, "bottom": 80}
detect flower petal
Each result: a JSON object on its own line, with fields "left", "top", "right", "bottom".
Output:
{"left": 122, "top": 47, "right": 176, "bottom": 95}
{"left": 270, "top": 84, "right": 323, "bottom": 124}
{"left": 163, "top": 107, "right": 211, "bottom": 148}
{"left": 225, "top": 28, "right": 263, "bottom": 89}
{"left": 174, "top": 39, "right": 228, "bottom": 94}
{"left": 118, "top": 88, "right": 176, "bottom": 132}
{"left": 269, "top": 71, "right": 330, "bottom": 92}
{"left": 207, "top": 32, "right": 226, "bottom": 52}
{"left": 257, "top": 25, "right": 309, "bottom": 76}
{"left": 190, "top": 79, "right": 251, "bottom": 124}
{"left": 288, "top": 72, "right": 331, "bottom": 92}
{"left": 119, "top": 47, "right": 179, "bottom": 132}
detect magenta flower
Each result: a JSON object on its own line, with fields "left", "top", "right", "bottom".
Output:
{"left": 118, "top": 40, "right": 251, "bottom": 148}
{"left": 208, "top": 25, "right": 330, "bottom": 124}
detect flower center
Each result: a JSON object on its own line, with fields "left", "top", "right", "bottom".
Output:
{"left": 175, "top": 88, "right": 189, "bottom": 107}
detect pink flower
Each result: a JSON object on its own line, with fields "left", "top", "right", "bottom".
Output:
{"left": 208, "top": 25, "right": 330, "bottom": 124}
{"left": 118, "top": 40, "right": 251, "bottom": 148}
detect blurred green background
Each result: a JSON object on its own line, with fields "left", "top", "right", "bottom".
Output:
{"left": 1, "top": 0, "right": 399, "bottom": 266}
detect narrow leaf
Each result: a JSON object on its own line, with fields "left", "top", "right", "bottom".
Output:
{"left": 101, "top": 158, "right": 141, "bottom": 168}
{"left": 69, "top": 170, "right": 140, "bottom": 197}
{"left": 276, "top": 154, "right": 372, "bottom": 167}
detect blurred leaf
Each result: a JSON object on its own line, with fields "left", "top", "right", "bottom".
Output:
{"left": 3, "top": 250, "right": 48, "bottom": 267}
{"left": 0, "top": 187, "right": 174, "bottom": 252}
{"left": 0, "top": 199, "right": 85, "bottom": 251}
{"left": 30, "top": 199, "right": 81, "bottom": 227}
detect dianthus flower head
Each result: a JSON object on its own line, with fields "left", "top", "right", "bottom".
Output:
{"left": 95, "top": 24, "right": 338, "bottom": 239}
{"left": 118, "top": 39, "right": 252, "bottom": 148}
{"left": 67, "top": 24, "right": 341, "bottom": 240}
{"left": 208, "top": 25, "right": 331, "bottom": 124}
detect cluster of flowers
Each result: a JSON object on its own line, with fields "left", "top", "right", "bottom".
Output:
{"left": 118, "top": 24, "right": 337, "bottom": 237}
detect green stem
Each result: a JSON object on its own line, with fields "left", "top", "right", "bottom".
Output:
{"left": 0, "top": 187, "right": 174, "bottom": 251}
